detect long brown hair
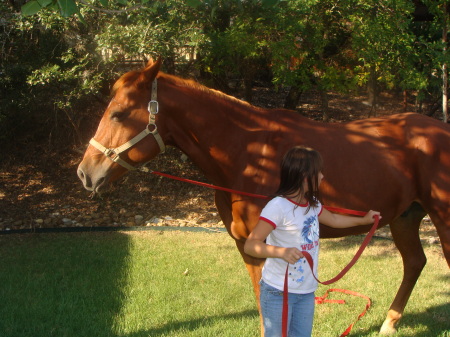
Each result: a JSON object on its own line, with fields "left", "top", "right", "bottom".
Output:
{"left": 275, "top": 146, "right": 323, "bottom": 209}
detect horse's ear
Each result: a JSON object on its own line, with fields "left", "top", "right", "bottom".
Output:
{"left": 145, "top": 56, "right": 161, "bottom": 69}
{"left": 140, "top": 57, "right": 162, "bottom": 87}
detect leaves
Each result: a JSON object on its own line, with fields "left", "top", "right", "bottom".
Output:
{"left": 21, "top": 0, "right": 45, "bottom": 16}
{"left": 12, "top": 0, "right": 450, "bottom": 126}
{"left": 57, "top": 0, "right": 78, "bottom": 17}
{"left": 186, "top": 0, "right": 202, "bottom": 8}
{"left": 262, "top": 0, "right": 279, "bottom": 7}
{"left": 22, "top": 0, "right": 79, "bottom": 17}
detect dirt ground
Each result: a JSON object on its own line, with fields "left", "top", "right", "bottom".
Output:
{"left": 0, "top": 85, "right": 441, "bottom": 243}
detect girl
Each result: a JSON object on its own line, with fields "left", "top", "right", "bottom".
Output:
{"left": 244, "top": 146, "right": 380, "bottom": 337}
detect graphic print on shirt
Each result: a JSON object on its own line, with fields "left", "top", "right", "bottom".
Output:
{"left": 291, "top": 215, "right": 319, "bottom": 284}
{"left": 300, "top": 215, "right": 319, "bottom": 250}
{"left": 302, "top": 216, "right": 315, "bottom": 244}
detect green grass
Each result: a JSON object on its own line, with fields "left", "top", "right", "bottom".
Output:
{"left": 0, "top": 230, "right": 448, "bottom": 337}
{"left": 317, "top": 237, "right": 449, "bottom": 337}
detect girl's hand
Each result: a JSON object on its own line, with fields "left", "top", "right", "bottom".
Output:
{"left": 364, "top": 210, "right": 381, "bottom": 224}
{"left": 281, "top": 247, "right": 304, "bottom": 264}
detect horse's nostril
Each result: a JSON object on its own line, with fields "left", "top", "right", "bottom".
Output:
{"left": 77, "top": 166, "right": 94, "bottom": 190}
{"left": 77, "top": 163, "right": 110, "bottom": 192}
{"left": 78, "top": 169, "right": 85, "bottom": 180}
{"left": 93, "top": 176, "right": 108, "bottom": 193}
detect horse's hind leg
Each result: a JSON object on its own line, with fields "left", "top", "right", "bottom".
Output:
{"left": 428, "top": 211, "right": 450, "bottom": 266}
{"left": 380, "top": 204, "right": 427, "bottom": 335}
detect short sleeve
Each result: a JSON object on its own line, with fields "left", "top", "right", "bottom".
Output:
{"left": 259, "top": 198, "right": 284, "bottom": 229}
{"left": 317, "top": 203, "right": 323, "bottom": 216}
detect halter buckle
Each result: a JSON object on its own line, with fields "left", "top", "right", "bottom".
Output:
{"left": 104, "top": 148, "right": 117, "bottom": 159}
{"left": 89, "top": 79, "right": 165, "bottom": 171}
{"left": 148, "top": 100, "right": 159, "bottom": 114}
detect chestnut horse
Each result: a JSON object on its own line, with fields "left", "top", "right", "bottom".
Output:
{"left": 77, "top": 59, "right": 450, "bottom": 335}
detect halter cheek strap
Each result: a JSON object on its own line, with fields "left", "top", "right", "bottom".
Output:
{"left": 89, "top": 79, "right": 165, "bottom": 171}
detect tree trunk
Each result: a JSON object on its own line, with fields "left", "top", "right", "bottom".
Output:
{"left": 403, "top": 90, "right": 408, "bottom": 112}
{"left": 241, "top": 59, "right": 256, "bottom": 103}
{"left": 367, "top": 66, "right": 378, "bottom": 117}
{"left": 284, "top": 86, "right": 302, "bottom": 110}
{"left": 319, "top": 88, "right": 330, "bottom": 122}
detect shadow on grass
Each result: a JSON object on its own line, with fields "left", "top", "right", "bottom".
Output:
{"left": 356, "top": 302, "right": 450, "bottom": 337}
{"left": 0, "top": 232, "right": 131, "bottom": 337}
{"left": 0, "top": 232, "right": 259, "bottom": 337}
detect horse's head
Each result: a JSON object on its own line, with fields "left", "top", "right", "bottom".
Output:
{"left": 77, "top": 58, "right": 164, "bottom": 194}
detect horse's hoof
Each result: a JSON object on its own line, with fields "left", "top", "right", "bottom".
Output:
{"left": 379, "top": 320, "right": 397, "bottom": 335}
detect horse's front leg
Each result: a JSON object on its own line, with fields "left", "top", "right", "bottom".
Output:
{"left": 380, "top": 207, "right": 426, "bottom": 335}
{"left": 214, "top": 191, "right": 266, "bottom": 336}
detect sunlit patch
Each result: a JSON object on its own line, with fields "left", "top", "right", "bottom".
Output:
{"left": 38, "top": 187, "right": 55, "bottom": 194}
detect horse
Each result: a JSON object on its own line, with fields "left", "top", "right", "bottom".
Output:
{"left": 77, "top": 59, "right": 450, "bottom": 335}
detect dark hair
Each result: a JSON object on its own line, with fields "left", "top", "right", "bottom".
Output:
{"left": 275, "top": 146, "right": 323, "bottom": 209}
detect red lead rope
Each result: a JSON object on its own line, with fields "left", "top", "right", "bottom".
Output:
{"left": 282, "top": 214, "right": 380, "bottom": 337}
{"left": 143, "top": 169, "right": 379, "bottom": 337}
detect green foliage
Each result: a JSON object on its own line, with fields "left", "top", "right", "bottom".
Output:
{"left": 94, "top": 0, "right": 205, "bottom": 70}
{"left": 21, "top": 0, "right": 81, "bottom": 18}
{"left": 3, "top": 0, "right": 205, "bottom": 147}
{"left": 258, "top": 0, "right": 360, "bottom": 93}
{"left": 4, "top": 0, "right": 450, "bottom": 148}
{"left": 27, "top": 50, "right": 105, "bottom": 110}
{"left": 193, "top": 0, "right": 277, "bottom": 93}
{"left": 1, "top": 3, "right": 109, "bottom": 146}
{"left": 349, "top": 0, "right": 415, "bottom": 87}
{"left": 21, "top": 0, "right": 51, "bottom": 16}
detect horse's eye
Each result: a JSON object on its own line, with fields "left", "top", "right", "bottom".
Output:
{"left": 110, "top": 110, "right": 129, "bottom": 122}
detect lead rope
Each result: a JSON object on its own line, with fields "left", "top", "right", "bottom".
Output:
{"left": 282, "top": 213, "right": 380, "bottom": 337}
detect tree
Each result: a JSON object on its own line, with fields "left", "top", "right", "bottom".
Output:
{"left": 1, "top": 0, "right": 205, "bottom": 149}
{"left": 193, "top": 0, "right": 276, "bottom": 100}
{"left": 349, "top": 0, "right": 416, "bottom": 115}
{"left": 422, "top": 0, "right": 450, "bottom": 122}
{"left": 264, "top": 0, "right": 358, "bottom": 118}
{"left": 5, "top": 0, "right": 450, "bottom": 150}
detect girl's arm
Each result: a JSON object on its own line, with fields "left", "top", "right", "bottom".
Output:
{"left": 318, "top": 208, "right": 381, "bottom": 228}
{"left": 244, "top": 219, "right": 303, "bottom": 265}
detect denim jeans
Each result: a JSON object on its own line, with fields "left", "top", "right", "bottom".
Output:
{"left": 260, "top": 280, "right": 315, "bottom": 337}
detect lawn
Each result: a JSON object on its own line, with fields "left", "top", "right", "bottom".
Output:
{"left": 0, "top": 229, "right": 448, "bottom": 337}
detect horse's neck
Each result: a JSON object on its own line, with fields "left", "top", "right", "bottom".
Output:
{"left": 158, "top": 77, "right": 267, "bottom": 186}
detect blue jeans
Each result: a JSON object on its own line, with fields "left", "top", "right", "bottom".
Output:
{"left": 260, "top": 280, "right": 315, "bottom": 337}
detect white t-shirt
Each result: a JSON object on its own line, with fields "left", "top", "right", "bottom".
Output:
{"left": 260, "top": 196, "right": 322, "bottom": 294}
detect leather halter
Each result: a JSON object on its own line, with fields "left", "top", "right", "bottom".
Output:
{"left": 89, "top": 79, "right": 165, "bottom": 171}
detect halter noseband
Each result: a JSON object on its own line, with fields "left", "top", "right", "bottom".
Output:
{"left": 89, "top": 79, "right": 165, "bottom": 171}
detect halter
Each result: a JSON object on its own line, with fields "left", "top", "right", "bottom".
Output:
{"left": 89, "top": 79, "right": 165, "bottom": 171}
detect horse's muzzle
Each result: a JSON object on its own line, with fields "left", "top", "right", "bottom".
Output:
{"left": 77, "top": 162, "right": 109, "bottom": 194}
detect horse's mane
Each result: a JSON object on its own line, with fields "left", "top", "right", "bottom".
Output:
{"left": 159, "top": 72, "right": 255, "bottom": 108}
{"left": 112, "top": 67, "right": 261, "bottom": 111}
